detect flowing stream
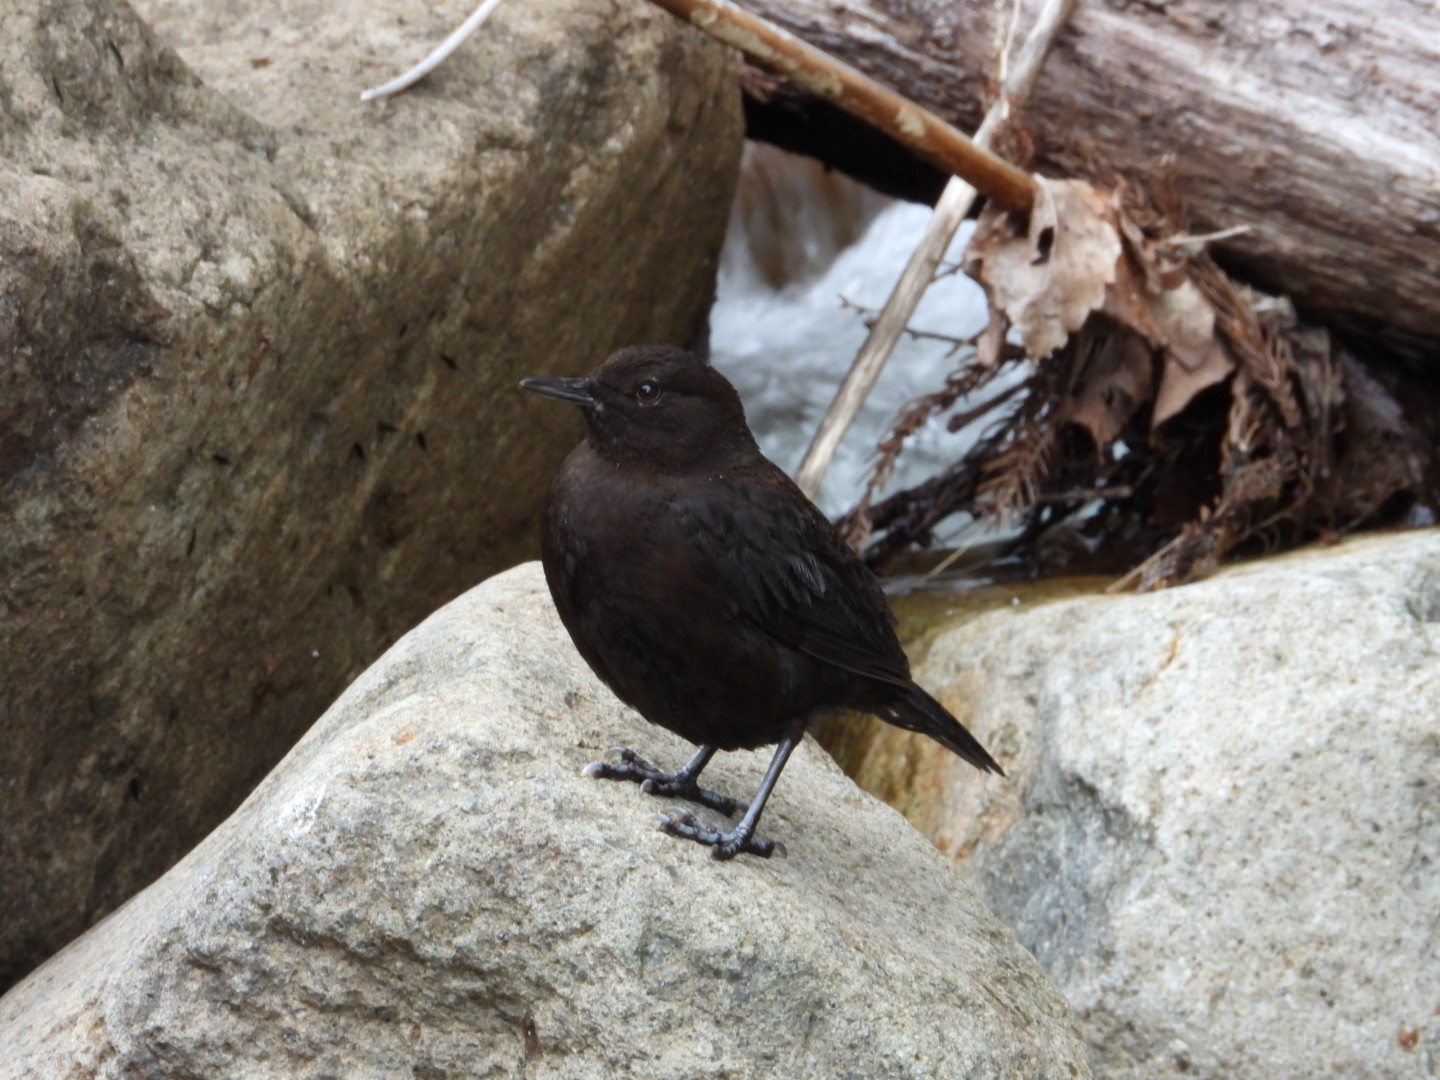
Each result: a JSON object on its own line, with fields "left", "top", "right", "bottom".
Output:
{"left": 708, "top": 146, "right": 991, "bottom": 544}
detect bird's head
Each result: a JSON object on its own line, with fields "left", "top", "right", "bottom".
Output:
{"left": 521, "top": 345, "right": 759, "bottom": 471}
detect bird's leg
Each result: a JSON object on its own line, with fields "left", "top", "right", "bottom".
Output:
{"left": 656, "top": 734, "right": 799, "bottom": 860}
{"left": 582, "top": 745, "right": 742, "bottom": 816}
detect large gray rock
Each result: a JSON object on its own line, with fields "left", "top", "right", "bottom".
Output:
{"left": 827, "top": 530, "right": 1440, "bottom": 1078}
{"left": 0, "top": 563, "right": 1091, "bottom": 1080}
{"left": 0, "top": 0, "right": 740, "bottom": 988}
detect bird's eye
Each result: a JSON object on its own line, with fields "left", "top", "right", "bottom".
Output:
{"left": 636, "top": 381, "right": 661, "bottom": 404}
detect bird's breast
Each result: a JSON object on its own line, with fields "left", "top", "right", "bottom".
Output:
{"left": 539, "top": 448, "right": 819, "bottom": 749}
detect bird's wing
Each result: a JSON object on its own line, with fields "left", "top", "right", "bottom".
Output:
{"left": 670, "top": 477, "right": 911, "bottom": 686}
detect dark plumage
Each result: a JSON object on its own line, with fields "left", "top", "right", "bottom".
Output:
{"left": 521, "top": 345, "right": 1001, "bottom": 859}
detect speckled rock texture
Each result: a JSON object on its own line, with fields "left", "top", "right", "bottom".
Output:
{"left": 827, "top": 530, "right": 1440, "bottom": 1079}
{"left": 0, "top": 563, "right": 1090, "bottom": 1080}
{"left": 0, "top": 0, "right": 742, "bottom": 989}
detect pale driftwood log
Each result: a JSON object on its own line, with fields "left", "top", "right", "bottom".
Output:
{"left": 743, "top": 0, "right": 1440, "bottom": 361}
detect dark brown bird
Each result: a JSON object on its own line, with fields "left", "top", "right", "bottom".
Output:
{"left": 521, "top": 345, "right": 1001, "bottom": 859}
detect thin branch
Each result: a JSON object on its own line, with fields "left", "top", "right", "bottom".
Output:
{"left": 360, "top": 0, "right": 509, "bottom": 102}
{"left": 642, "top": 0, "right": 1035, "bottom": 212}
{"left": 793, "top": 0, "right": 1078, "bottom": 501}
{"left": 944, "top": 378, "right": 1027, "bottom": 434}
{"left": 838, "top": 296, "right": 981, "bottom": 350}
{"left": 1031, "top": 484, "right": 1134, "bottom": 504}
{"left": 993, "top": 0, "right": 1024, "bottom": 87}
{"left": 922, "top": 541, "right": 980, "bottom": 580}
{"left": 1155, "top": 224, "right": 1254, "bottom": 251}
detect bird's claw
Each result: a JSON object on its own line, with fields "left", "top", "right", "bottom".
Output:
{"left": 582, "top": 746, "right": 742, "bottom": 816}
{"left": 654, "top": 807, "right": 784, "bottom": 860}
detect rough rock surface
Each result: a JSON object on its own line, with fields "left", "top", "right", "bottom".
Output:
{"left": 0, "top": 563, "right": 1090, "bottom": 1080}
{"left": 826, "top": 530, "right": 1440, "bottom": 1079}
{"left": 0, "top": 0, "right": 741, "bottom": 988}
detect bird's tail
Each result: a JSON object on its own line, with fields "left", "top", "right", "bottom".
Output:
{"left": 879, "top": 683, "right": 1004, "bottom": 776}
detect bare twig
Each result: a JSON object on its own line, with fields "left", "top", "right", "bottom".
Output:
{"left": 993, "top": 0, "right": 1025, "bottom": 87}
{"left": 838, "top": 296, "right": 981, "bottom": 350}
{"left": 922, "top": 540, "right": 980, "bottom": 580}
{"left": 360, "top": 0, "right": 509, "bottom": 102}
{"left": 1032, "top": 484, "right": 1134, "bottom": 504}
{"left": 1155, "top": 224, "right": 1254, "bottom": 251}
{"left": 643, "top": 0, "right": 1035, "bottom": 212}
{"left": 944, "top": 378, "right": 1027, "bottom": 434}
{"left": 793, "top": 0, "right": 1078, "bottom": 501}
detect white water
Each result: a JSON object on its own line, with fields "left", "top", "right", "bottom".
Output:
{"left": 708, "top": 147, "right": 991, "bottom": 538}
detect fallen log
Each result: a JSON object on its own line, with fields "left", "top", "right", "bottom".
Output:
{"left": 741, "top": 0, "right": 1440, "bottom": 362}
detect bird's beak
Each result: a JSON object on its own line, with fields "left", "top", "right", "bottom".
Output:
{"left": 519, "top": 376, "right": 597, "bottom": 407}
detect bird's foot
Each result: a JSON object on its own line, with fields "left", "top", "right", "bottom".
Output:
{"left": 652, "top": 808, "right": 785, "bottom": 861}
{"left": 582, "top": 747, "right": 742, "bottom": 816}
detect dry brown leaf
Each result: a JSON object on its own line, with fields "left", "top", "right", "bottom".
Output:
{"left": 1150, "top": 278, "right": 1236, "bottom": 429}
{"left": 1062, "top": 325, "right": 1154, "bottom": 448}
{"left": 1100, "top": 248, "right": 1162, "bottom": 342}
{"left": 964, "top": 178, "right": 1121, "bottom": 359}
{"left": 974, "top": 307, "right": 1008, "bottom": 369}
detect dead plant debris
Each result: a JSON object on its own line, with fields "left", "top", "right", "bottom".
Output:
{"left": 846, "top": 177, "right": 1426, "bottom": 589}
